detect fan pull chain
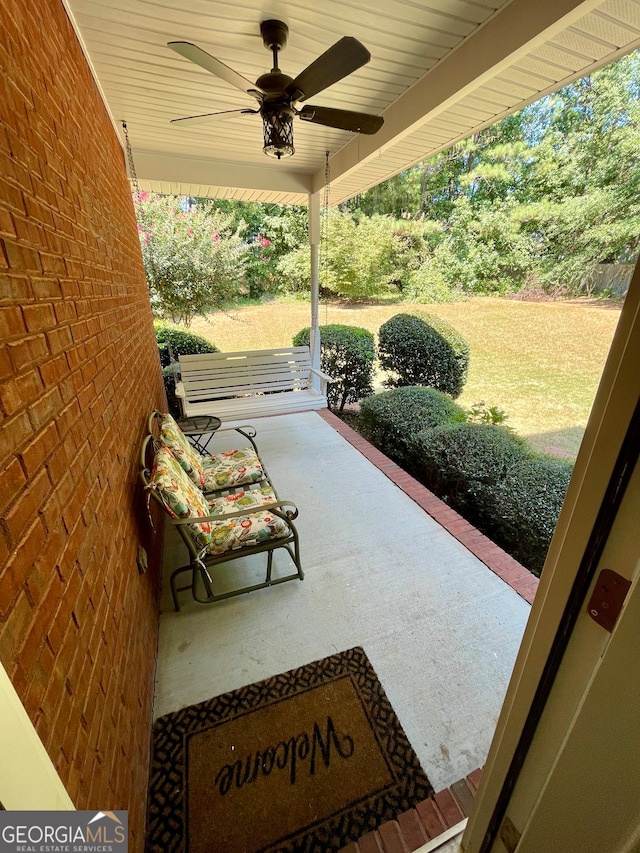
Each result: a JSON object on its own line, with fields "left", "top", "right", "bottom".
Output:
{"left": 122, "top": 121, "right": 141, "bottom": 200}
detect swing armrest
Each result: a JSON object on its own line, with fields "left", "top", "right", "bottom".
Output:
{"left": 168, "top": 499, "right": 299, "bottom": 525}
{"left": 309, "top": 368, "right": 334, "bottom": 395}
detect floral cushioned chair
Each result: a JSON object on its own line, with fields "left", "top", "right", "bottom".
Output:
{"left": 140, "top": 429, "right": 303, "bottom": 611}
{"left": 154, "top": 411, "right": 264, "bottom": 492}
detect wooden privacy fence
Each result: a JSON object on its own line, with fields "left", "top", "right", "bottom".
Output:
{"left": 584, "top": 264, "right": 635, "bottom": 296}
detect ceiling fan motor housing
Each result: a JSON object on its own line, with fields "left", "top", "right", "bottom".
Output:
{"left": 260, "top": 19, "right": 289, "bottom": 52}
{"left": 255, "top": 70, "right": 295, "bottom": 98}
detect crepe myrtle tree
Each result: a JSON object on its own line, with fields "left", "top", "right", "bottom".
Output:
{"left": 135, "top": 193, "right": 250, "bottom": 326}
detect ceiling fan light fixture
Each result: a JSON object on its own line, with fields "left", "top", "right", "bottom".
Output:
{"left": 262, "top": 105, "right": 295, "bottom": 159}
{"left": 169, "top": 23, "right": 384, "bottom": 154}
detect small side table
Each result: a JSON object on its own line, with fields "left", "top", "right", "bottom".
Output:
{"left": 177, "top": 415, "right": 221, "bottom": 455}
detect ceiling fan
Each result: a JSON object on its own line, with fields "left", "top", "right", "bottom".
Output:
{"left": 168, "top": 20, "right": 384, "bottom": 159}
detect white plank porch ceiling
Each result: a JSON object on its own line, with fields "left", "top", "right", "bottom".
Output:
{"left": 63, "top": 0, "right": 640, "bottom": 205}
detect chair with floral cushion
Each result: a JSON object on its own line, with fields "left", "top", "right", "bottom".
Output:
{"left": 140, "top": 435, "right": 303, "bottom": 610}
{"left": 149, "top": 410, "right": 267, "bottom": 495}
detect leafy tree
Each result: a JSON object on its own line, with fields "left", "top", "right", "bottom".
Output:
{"left": 435, "top": 198, "right": 536, "bottom": 293}
{"left": 198, "top": 199, "right": 308, "bottom": 298}
{"left": 135, "top": 53, "right": 640, "bottom": 311}
{"left": 203, "top": 199, "right": 307, "bottom": 252}
{"left": 135, "top": 193, "right": 249, "bottom": 324}
{"left": 514, "top": 54, "right": 640, "bottom": 288}
{"left": 517, "top": 190, "right": 640, "bottom": 290}
{"left": 345, "top": 52, "right": 640, "bottom": 296}
{"left": 277, "top": 210, "right": 400, "bottom": 299}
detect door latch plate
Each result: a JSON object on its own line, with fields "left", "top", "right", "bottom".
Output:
{"left": 587, "top": 568, "right": 631, "bottom": 632}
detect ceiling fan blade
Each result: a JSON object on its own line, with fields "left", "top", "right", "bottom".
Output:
{"left": 168, "top": 41, "right": 263, "bottom": 100}
{"left": 298, "top": 105, "right": 383, "bottom": 134}
{"left": 286, "top": 37, "right": 371, "bottom": 102}
{"left": 170, "top": 109, "right": 259, "bottom": 126}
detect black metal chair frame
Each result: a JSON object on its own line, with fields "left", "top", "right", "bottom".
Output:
{"left": 140, "top": 431, "right": 304, "bottom": 611}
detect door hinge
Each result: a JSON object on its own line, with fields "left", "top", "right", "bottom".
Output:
{"left": 587, "top": 568, "right": 631, "bottom": 633}
{"left": 499, "top": 815, "right": 521, "bottom": 853}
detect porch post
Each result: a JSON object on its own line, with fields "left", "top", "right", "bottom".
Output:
{"left": 308, "top": 191, "right": 321, "bottom": 389}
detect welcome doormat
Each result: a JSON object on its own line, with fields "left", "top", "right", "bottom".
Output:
{"left": 146, "top": 646, "right": 432, "bottom": 853}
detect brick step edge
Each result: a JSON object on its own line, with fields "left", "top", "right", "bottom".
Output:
{"left": 338, "top": 768, "right": 483, "bottom": 853}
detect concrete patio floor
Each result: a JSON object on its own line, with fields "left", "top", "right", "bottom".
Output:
{"left": 153, "top": 410, "right": 531, "bottom": 792}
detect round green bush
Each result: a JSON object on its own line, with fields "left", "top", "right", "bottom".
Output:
{"left": 162, "top": 364, "right": 182, "bottom": 419}
{"left": 414, "top": 422, "right": 527, "bottom": 509}
{"left": 293, "top": 324, "right": 375, "bottom": 412}
{"left": 414, "top": 422, "right": 572, "bottom": 574}
{"left": 492, "top": 454, "right": 573, "bottom": 576}
{"left": 154, "top": 320, "right": 219, "bottom": 368}
{"left": 378, "top": 312, "right": 469, "bottom": 398}
{"left": 357, "top": 387, "right": 465, "bottom": 468}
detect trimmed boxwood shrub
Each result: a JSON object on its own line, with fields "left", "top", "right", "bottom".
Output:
{"left": 162, "top": 364, "right": 182, "bottom": 418}
{"left": 154, "top": 320, "right": 219, "bottom": 368}
{"left": 357, "top": 387, "right": 465, "bottom": 468}
{"left": 492, "top": 454, "right": 573, "bottom": 575}
{"left": 414, "top": 422, "right": 572, "bottom": 575}
{"left": 352, "top": 381, "right": 571, "bottom": 574}
{"left": 378, "top": 312, "right": 469, "bottom": 398}
{"left": 414, "top": 422, "right": 527, "bottom": 512}
{"left": 293, "top": 324, "right": 375, "bottom": 412}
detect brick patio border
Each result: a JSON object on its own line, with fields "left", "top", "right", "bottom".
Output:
{"left": 318, "top": 409, "right": 539, "bottom": 605}
{"left": 338, "top": 769, "right": 484, "bottom": 853}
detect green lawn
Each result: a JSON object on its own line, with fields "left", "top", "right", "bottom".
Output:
{"left": 190, "top": 296, "right": 622, "bottom": 459}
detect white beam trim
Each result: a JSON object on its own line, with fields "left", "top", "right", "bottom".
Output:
{"left": 135, "top": 151, "right": 313, "bottom": 196}
{"left": 312, "top": 0, "right": 604, "bottom": 194}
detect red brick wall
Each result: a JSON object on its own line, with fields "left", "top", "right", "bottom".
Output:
{"left": 0, "top": 0, "right": 164, "bottom": 847}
